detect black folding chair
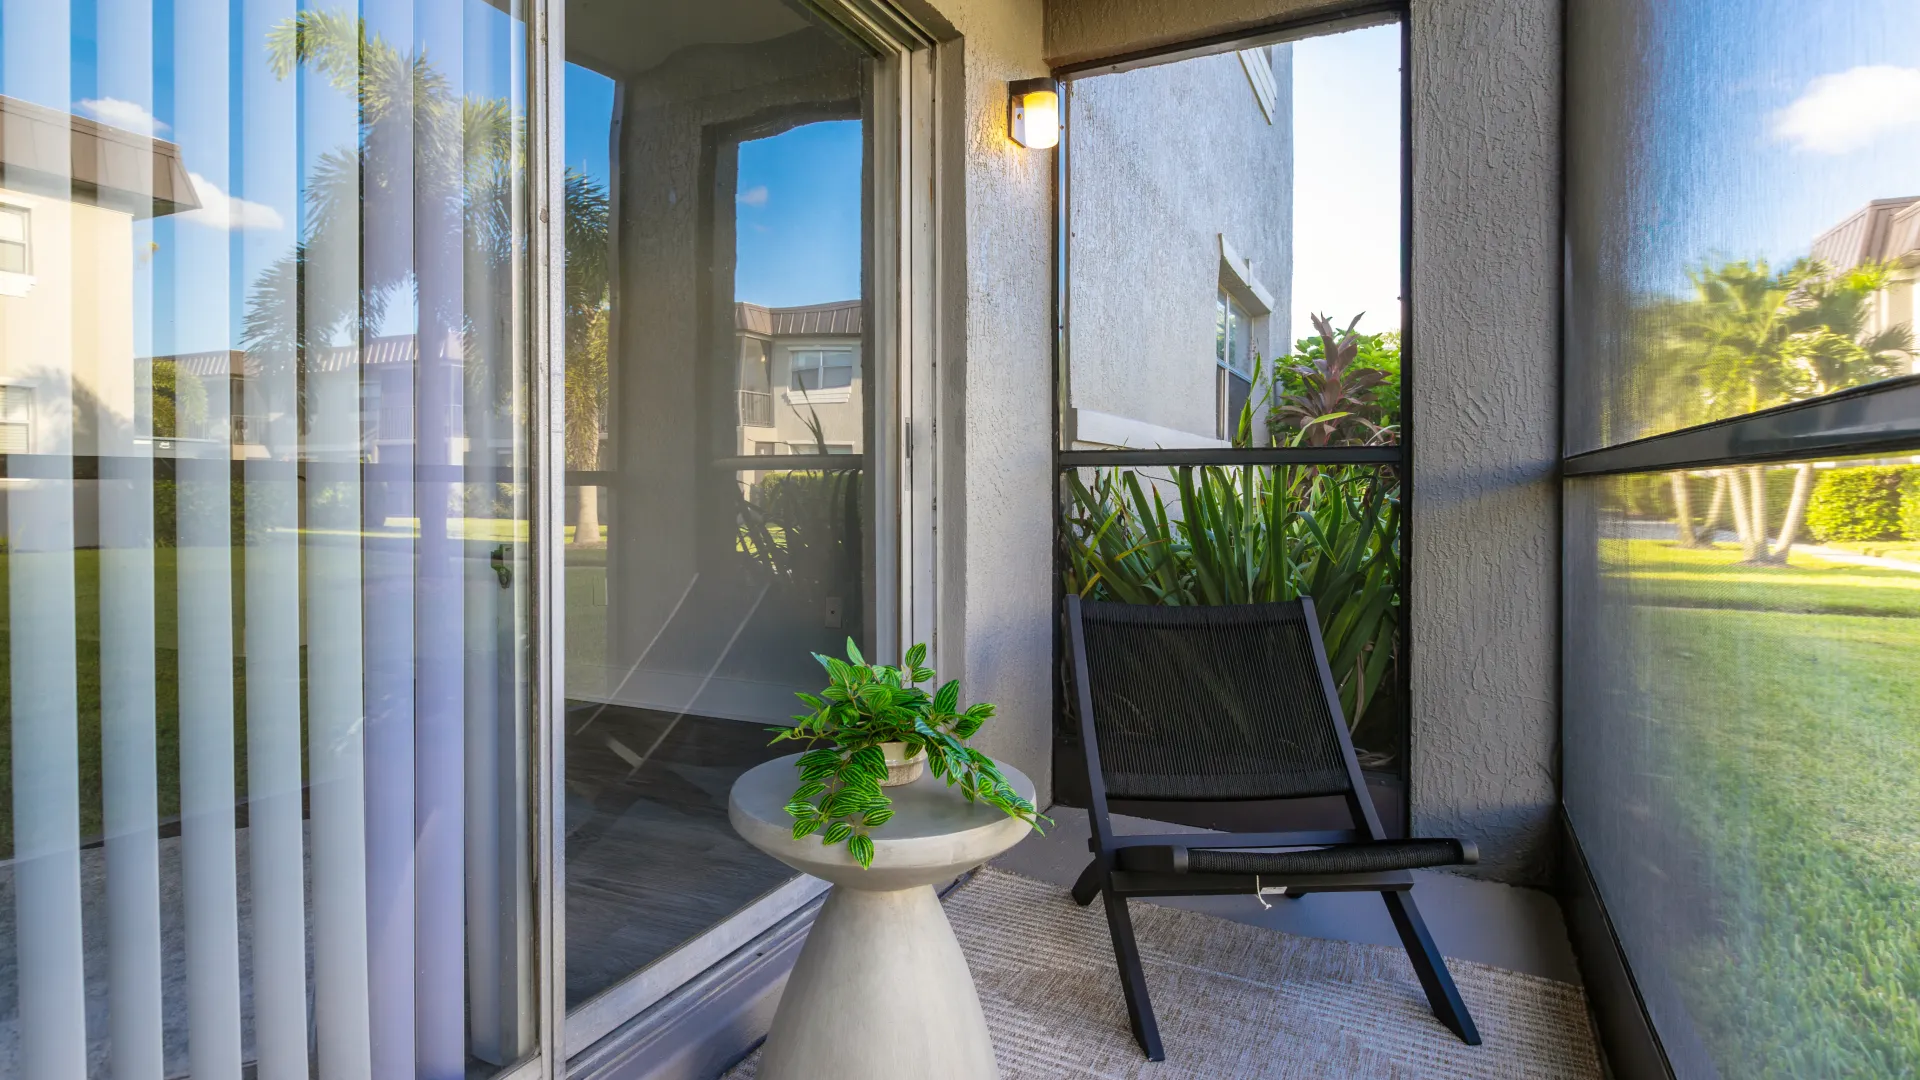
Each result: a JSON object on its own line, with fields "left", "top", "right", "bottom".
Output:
{"left": 1065, "top": 595, "right": 1482, "bottom": 1060}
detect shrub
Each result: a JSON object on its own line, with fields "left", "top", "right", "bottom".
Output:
{"left": 1805, "top": 467, "right": 1907, "bottom": 542}
{"left": 1903, "top": 471, "right": 1920, "bottom": 541}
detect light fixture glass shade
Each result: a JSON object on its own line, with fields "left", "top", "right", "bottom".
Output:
{"left": 1009, "top": 79, "right": 1059, "bottom": 149}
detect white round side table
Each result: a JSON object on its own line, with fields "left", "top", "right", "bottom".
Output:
{"left": 729, "top": 753, "right": 1037, "bottom": 1080}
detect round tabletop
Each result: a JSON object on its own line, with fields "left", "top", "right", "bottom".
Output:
{"left": 730, "top": 753, "right": 1038, "bottom": 891}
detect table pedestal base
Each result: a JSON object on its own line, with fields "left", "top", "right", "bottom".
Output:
{"left": 758, "top": 883, "right": 998, "bottom": 1080}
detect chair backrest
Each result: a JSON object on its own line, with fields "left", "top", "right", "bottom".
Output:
{"left": 1068, "top": 597, "right": 1359, "bottom": 802}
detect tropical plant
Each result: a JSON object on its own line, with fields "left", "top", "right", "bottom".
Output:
{"left": 1267, "top": 313, "right": 1400, "bottom": 446}
{"left": 1061, "top": 463, "right": 1401, "bottom": 738}
{"left": 149, "top": 359, "right": 209, "bottom": 439}
{"left": 1652, "top": 258, "right": 1912, "bottom": 562}
{"left": 736, "top": 467, "right": 863, "bottom": 627}
{"left": 565, "top": 169, "right": 611, "bottom": 543}
{"left": 244, "top": 11, "right": 615, "bottom": 510}
{"left": 771, "top": 640, "right": 1044, "bottom": 868}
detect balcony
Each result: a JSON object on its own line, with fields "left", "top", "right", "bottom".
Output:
{"left": 739, "top": 388, "right": 774, "bottom": 429}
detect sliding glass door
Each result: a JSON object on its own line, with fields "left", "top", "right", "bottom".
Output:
{"left": 0, "top": 0, "right": 540, "bottom": 1074}
{"left": 556, "top": 0, "right": 935, "bottom": 1052}
{"left": 0, "top": 0, "right": 935, "bottom": 1071}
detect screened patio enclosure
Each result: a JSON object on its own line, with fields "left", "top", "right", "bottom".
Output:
{"left": 0, "top": 0, "right": 1915, "bottom": 1077}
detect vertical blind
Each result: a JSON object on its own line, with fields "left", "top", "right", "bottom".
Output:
{"left": 0, "top": 0, "right": 537, "bottom": 1075}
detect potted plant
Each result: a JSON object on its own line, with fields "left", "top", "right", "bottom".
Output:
{"left": 771, "top": 639, "right": 1044, "bottom": 868}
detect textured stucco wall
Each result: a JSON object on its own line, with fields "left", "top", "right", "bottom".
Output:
{"left": 1047, "top": 0, "right": 1564, "bottom": 885}
{"left": 1045, "top": 0, "right": 1355, "bottom": 69}
{"left": 1405, "top": 0, "right": 1560, "bottom": 886}
{"left": 908, "top": 0, "right": 1059, "bottom": 806}
{"left": 1067, "top": 48, "right": 1292, "bottom": 442}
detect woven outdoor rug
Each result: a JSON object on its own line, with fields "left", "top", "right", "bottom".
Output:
{"left": 726, "top": 867, "right": 1602, "bottom": 1079}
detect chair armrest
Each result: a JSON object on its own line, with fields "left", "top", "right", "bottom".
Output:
{"left": 1114, "top": 837, "right": 1476, "bottom": 877}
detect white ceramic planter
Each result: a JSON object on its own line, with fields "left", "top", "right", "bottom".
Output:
{"left": 878, "top": 741, "right": 927, "bottom": 787}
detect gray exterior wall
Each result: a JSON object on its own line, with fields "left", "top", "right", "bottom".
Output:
{"left": 910, "top": 0, "right": 1060, "bottom": 808}
{"left": 1048, "top": 0, "right": 1563, "bottom": 887}
{"left": 1067, "top": 48, "right": 1292, "bottom": 445}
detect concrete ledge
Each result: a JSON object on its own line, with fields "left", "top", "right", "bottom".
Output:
{"left": 567, "top": 895, "right": 823, "bottom": 1080}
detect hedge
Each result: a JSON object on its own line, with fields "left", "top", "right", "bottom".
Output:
{"left": 1903, "top": 471, "right": 1920, "bottom": 542}
{"left": 1805, "top": 467, "right": 1909, "bottom": 543}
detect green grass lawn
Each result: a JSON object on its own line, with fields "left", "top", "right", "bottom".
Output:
{"left": 1600, "top": 538, "right": 1920, "bottom": 617}
{"left": 1603, "top": 540, "right": 1920, "bottom": 1076}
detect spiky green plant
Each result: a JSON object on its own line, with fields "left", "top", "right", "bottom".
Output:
{"left": 771, "top": 640, "right": 1045, "bottom": 868}
{"left": 1062, "top": 463, "right": 1400, "bottom": 732}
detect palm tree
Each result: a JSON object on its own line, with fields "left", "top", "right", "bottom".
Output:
{"left": 243, "top": 11, "right": 614, "bottom": 550}
{"left": 1650, "top": 258, "right": 1911, "bottom": 563}
{"left": 563, "top": 170, "right": 610, "bottom": 545}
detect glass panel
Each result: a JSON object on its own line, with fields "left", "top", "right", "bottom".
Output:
{"left": 0, "top": 0, "right": 538, "bottom": 1074}
{"left": 1064, "top": 21, "right": 1401, "bottom": 451}
{"left": 1564, "top": 456, "right": 1920, "bottom": 1076}
{"left": 561, "top": 1, "right": 874, "bottom": 1010}
{"left": 1061, "top": 463, "right": 1403, "bottom": 767}
{"left": 1566, "top": 0, "right": 1920, "bottom": 453}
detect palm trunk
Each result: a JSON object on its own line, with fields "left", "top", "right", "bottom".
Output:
{"left": 1669, "top": 472, "right": 1699, "bottom": 547}
{"left": 1727, "top": 468, "right": 1759, "bottom": 561}
{"left": 573, "top": 484, "right": 602, "bottom": 546}
{"left": 1744, "top": 465, "right": 1771, "bottom": 564}
{"left": 1773, "top": 463, "right": 1814, "bottom": 562}
{"left": 1700, "top": 473, "right": 1728, "bottom": 543}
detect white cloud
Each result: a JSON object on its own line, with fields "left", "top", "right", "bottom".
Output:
{"left": 737, "top": 184, "right": 769, "bottom": 207}
{"left": 1772, "top": 65, "right": 1920, "bottom": 154}
{"left": 76, "top": 97, "right": 168, "bottom": 136}
{"left": 180, "top": 172, "right": 285, "bottom": 231}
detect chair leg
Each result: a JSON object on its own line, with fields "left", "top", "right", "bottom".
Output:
{"left": 1101, "top": 887, "right": 1165, "bottom": 1060}
{"left": 1381, "top": 890, "right": 1481, "bottom": 1046}
{"left": 1071, "top": 858, "right": 1103, "bottom": 907}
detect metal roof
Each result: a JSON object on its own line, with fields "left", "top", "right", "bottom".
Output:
{"left": 0, "top": 95, "right": 198, "bottom": 218}
{"left": 735, "top": 299, "right": 862, "bottom": 337}
{"left": 140, "top": 334, "right": 449, "bottom": 376}
{"left": 1811, "top": 197, "right": 1920, "bottom": 272}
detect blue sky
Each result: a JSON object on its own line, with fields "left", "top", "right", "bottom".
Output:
{"left": 733, "top": 120, "right": 862, "bottom": 307}
{"left": 4, "top": 0, "right": 521, "bottom": 357}
{"left": 1622, "top": 0, "right": 1920, "bottom": 295}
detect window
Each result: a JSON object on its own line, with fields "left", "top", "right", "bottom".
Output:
{"left": 790, "top": 348, "right": 855, "bottom": 391}
{"left": 0, "top": 204, "right": 28, "bottom": 274}
{"left": 0, "top": 4, "right": 537, "bottom": 1077}
{"left": 1216, "top": 289, "right": 1253, "bottom": 439}
{"left": 0, "top": 384, "right": 30, "bottom": 452}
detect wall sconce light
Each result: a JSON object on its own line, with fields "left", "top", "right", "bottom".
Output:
{"left": 1008, "top": 78, "right": 1060, "bottom": 150}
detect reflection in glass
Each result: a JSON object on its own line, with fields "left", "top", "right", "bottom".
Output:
{"left": 1565, "top": 457, "right": 1920, "bottom": 1076}
{"left": 1567, "top": 0, "right": 1920, "bottom": 452}
{"left": 0, "top": 0, "right": 536, "bottom": 1075}
{"left": 1064, "top": 21, "right": 1402, "bottom": 452}
{"left": 561, "top": 0, "right": 873, "bottom": 1010}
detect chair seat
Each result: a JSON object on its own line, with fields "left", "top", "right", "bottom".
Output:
{"left": 1117, "top": 837, "right": 1476, "bottom": 877}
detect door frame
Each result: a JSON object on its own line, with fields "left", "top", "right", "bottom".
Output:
{"left": 533, "top": 0, "right": 945, "bottom": 1065}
